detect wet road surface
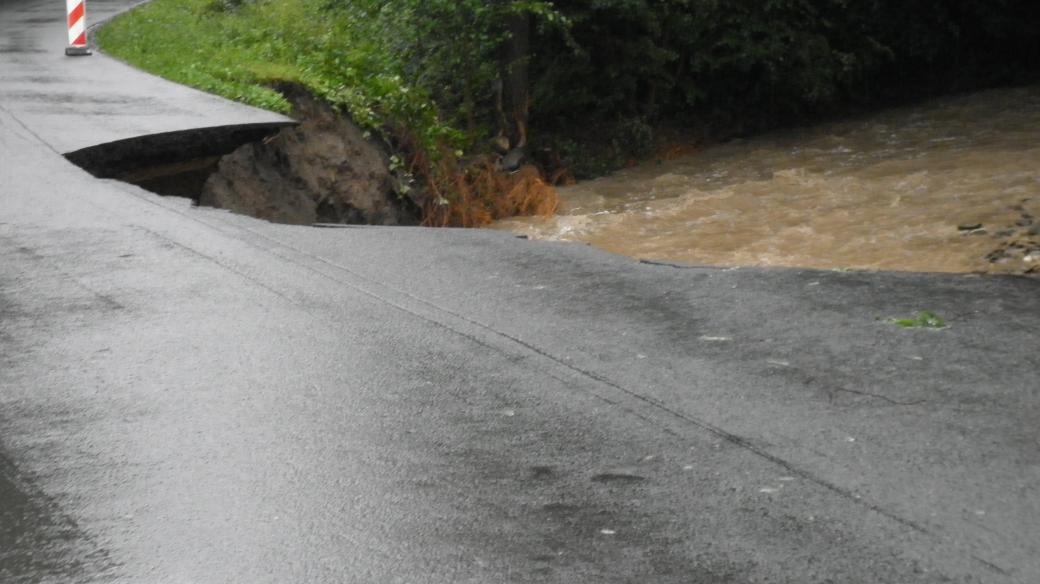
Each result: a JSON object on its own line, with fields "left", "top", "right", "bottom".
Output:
{"left": 2, "top": 0, "right": 1040, "bottom": 582}
{"left": 0, "top": 0, "right": 291, "bottom": 153}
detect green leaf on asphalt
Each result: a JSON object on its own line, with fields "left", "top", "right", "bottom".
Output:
{"left": 891, "top": 311, "right": 946, "bottom": 329}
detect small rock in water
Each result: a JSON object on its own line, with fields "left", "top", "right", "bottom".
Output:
{"left": 986, "top": 250, "right": 1009, "bottom": 264}
{"left": 957, "top": 223, "right": 983, "bottom": 231}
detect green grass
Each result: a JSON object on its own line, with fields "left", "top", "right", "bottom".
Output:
{"left": 97, "top": 0, "right": 298, "bottom": 113}
{"left": 97, "top": 0, "right": 457, "bottom": 150}
{"left": 890, "top": 310, "right": 947, "bottom": 329}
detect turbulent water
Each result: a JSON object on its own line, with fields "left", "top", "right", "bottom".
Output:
{"left": 496, "top": 86, "right": 1040, "bottom": 274}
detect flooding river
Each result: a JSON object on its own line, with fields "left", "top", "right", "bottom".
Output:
{"left": 496, "top": 86, "right": 1040, "bottom": 274}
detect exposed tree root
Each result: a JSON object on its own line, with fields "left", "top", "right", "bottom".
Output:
{"left": 421, "top": 157, "right": 560, "bottom": 228}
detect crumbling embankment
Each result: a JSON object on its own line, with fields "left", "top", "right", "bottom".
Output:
{"left": 65, "top": 84, "right": 421, "bottom": 226}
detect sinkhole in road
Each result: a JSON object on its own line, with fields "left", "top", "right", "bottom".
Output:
{"left": 112, "top": 155, "right": 223, "bottom": 201}
{"left": 63, "top": 123, "right": 293, "bottom": 206}
{"left": 62, "top": 84, "right": 424, "bottom": 226}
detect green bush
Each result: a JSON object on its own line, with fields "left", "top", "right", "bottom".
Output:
{"left": 525, "top": 0, "right": 1039, "bottom": 130}
{"left": 100, "top": 0, "right": 1040, "bottom": 182}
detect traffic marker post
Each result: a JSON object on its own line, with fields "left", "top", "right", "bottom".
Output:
{"left": 65, "top": 0, "right": 91, "bottom": 56}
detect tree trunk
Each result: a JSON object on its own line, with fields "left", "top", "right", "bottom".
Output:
{"left": 500, "top": 6, "right": 530, "bottom": 149}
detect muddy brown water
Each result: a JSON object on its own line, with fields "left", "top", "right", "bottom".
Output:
{"left": 495, "top": 86, "right": 1040, "bottom": 274}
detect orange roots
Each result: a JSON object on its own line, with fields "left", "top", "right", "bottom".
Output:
{"left": 421, "top": 158, "right": 560, "bottom": 228}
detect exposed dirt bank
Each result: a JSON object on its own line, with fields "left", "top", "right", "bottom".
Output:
{"left": 200, "top": 84, "right": 420, "bottom": 225}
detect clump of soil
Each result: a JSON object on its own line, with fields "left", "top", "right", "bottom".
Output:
{"left": 200, "top": 84, "right": 420, "bottom": 225}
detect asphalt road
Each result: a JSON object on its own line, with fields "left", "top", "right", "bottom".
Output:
{"left": 2, "top": 0, "right": 1039, "bottom": 582}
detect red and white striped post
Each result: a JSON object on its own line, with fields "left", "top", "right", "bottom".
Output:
{"left": 65, "top": 0, "right": 92, "bottom": 56}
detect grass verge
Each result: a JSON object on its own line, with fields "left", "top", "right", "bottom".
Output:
{"left": 97, "top": 0, "right": 448, "bottom": 138}
{"left": 96, "top": 0, "right": 561, "bottom": 226}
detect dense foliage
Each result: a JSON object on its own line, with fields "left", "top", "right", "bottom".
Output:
{"left": 526, "top": 0, "right": 1040, "bottom": 130}
{"left": 335, "top": 0, "right": 1040, "bottom": 162}
{"left": 378, "top": 0, "right": 1040, "bottom": 177}
{"left": 100, "top": 0, "right": 1040, "bottom": 210}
